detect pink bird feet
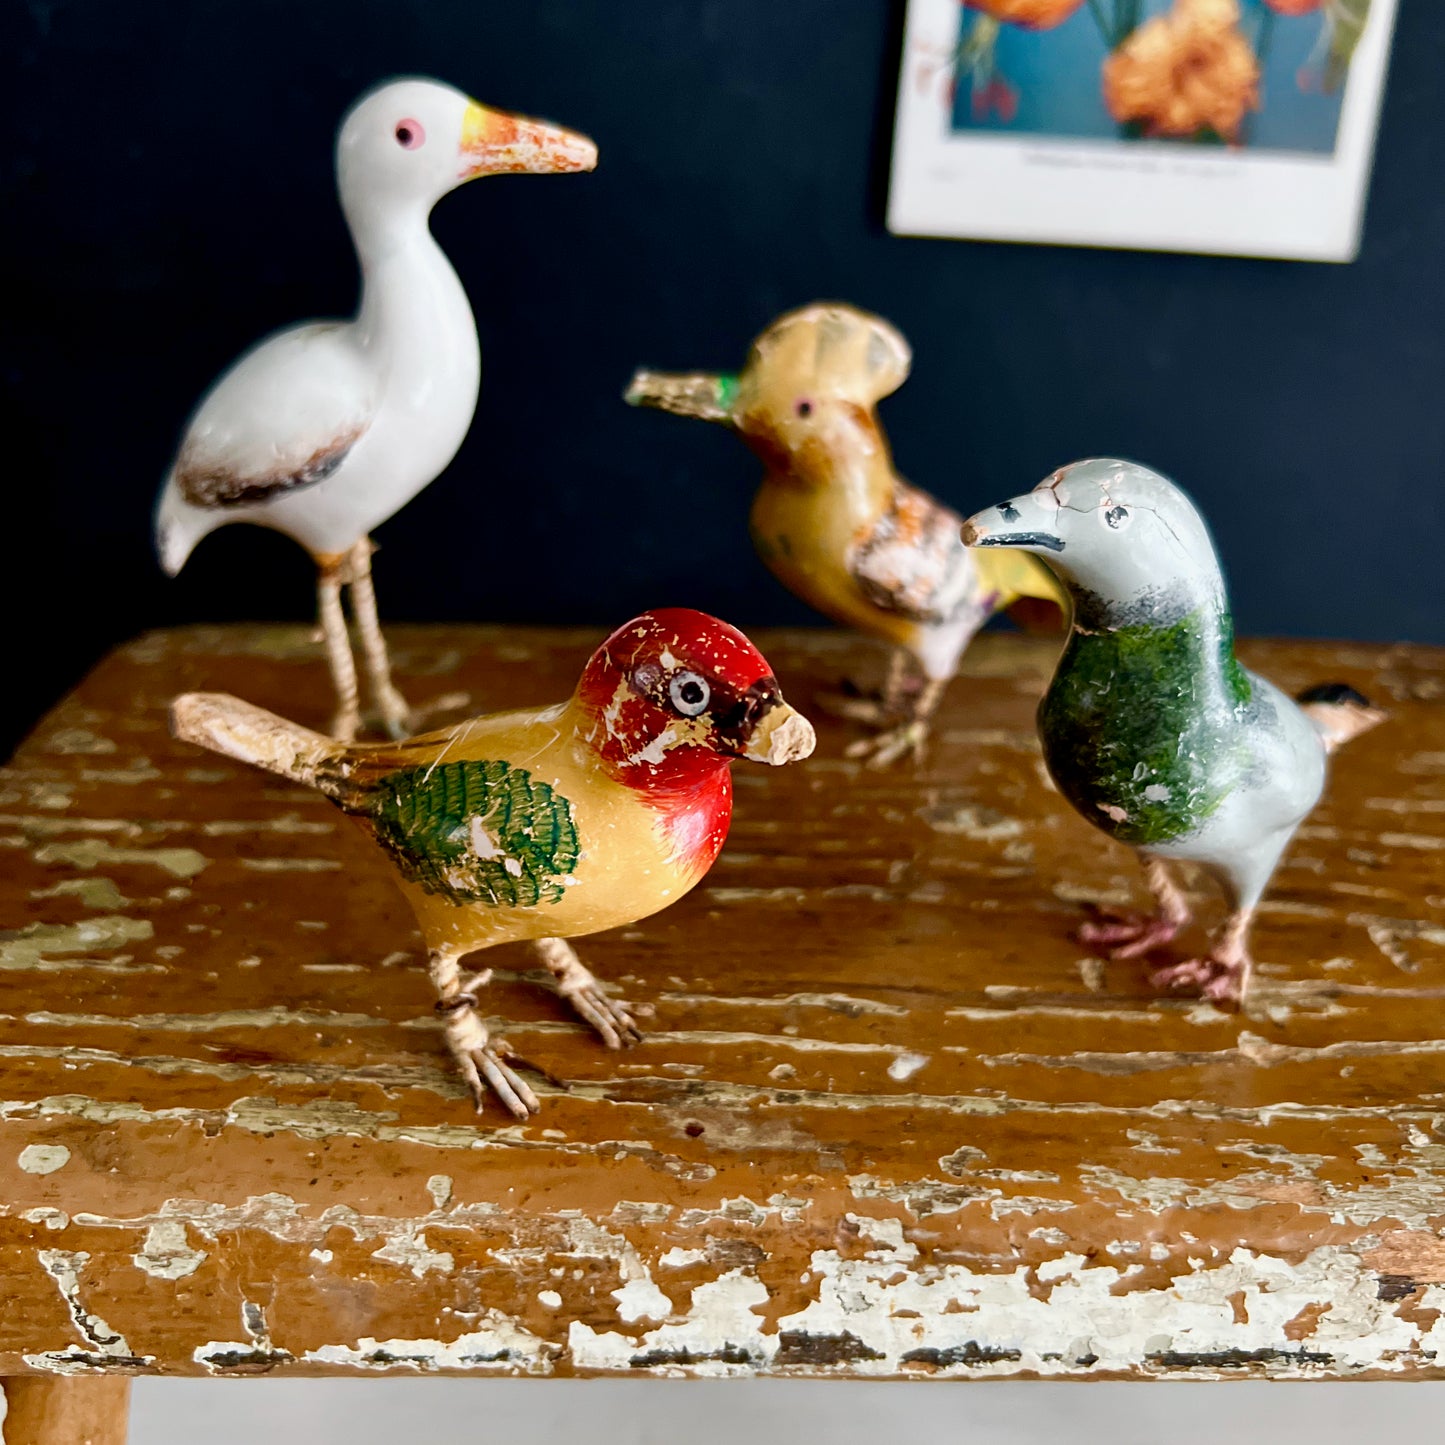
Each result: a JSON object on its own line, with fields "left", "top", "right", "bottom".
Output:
{"left": 1077, "top": 910, "right": 1252, "bottom": 1007}
{"left": 1150, "top": 951, "right": 1252, "bottom": 1008}
{"left": 1077, "top": 911, "right": 1186, "bottom": 960}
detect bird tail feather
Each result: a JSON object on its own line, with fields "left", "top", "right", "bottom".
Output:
{"left": 170, "top": 693, "right": 345, "bottom": 790}
{"left": 1295, "top": 682, "right": 1386, "bottom": 755}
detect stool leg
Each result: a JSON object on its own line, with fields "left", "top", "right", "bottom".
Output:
{"left": 2, "top": 1376, "right": 130, "bottom": 1445}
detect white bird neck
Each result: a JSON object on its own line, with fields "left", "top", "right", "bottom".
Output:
{"left": 348, "top": 204, "right": 476, "bottom": 368}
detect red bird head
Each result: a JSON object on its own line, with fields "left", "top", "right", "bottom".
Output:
{"left": 574, "top": 609, "right": 815, "bottom": 794}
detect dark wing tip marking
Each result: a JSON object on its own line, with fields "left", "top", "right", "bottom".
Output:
{"left": 1296, "top": 681, "right": 1373, "bottom": 709}
{"left": 177, "top": 428, "right": 362, "bottom": 509}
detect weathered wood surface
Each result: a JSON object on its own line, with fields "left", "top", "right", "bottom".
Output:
{"left": 0, "top": 1376, "right": 130, "bottom": 1445}
{"left": 2, "top": 623, "right": 1444, "bottom": 1382}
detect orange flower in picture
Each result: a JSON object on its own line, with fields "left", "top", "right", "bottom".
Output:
{"left": 1262, "top": 0, "right": 1323, "bottom": 12}
{"left": 967, "top": 0, "right": 1086, "bottom": 28}
{"left": 1102, "top": 0, "right": 1261, "bottom": 141}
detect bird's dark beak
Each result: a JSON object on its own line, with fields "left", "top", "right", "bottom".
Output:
{"left": 624, "top": 370, "right": 739, "bottom": 425}
{"left": 741, "top": 698, "right": 815, "bottom": 765}
{"left": 961, "top": 495, "right": 1065, "bottom": 555}
{"left": 459, "top": 101, "right": 597, "bottom": 178}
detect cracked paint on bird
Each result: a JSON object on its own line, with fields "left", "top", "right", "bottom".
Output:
{"left": 964, "top": 459, "right": 1385, "bottom": 1006}
{"left": 370, "top": 759, "right": 581, "bottom": 906}
{"left": 0, "top": 622, "right": 1439, "bottom": 1383}
{"left": 166, "top": 611, "right": 813, "bottom": 1116}
{"left": 626, "top": 303, "right": 1067, "bottom": 765}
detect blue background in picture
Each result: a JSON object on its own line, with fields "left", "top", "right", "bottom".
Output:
{"left": 950, "top": 3, "right": 1348, "bottom": 152}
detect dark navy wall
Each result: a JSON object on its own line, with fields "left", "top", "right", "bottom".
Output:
{"left": 3, "top": 0, "right": 1442, "bottom": 754}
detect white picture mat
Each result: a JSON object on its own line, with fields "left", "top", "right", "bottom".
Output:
{"left": 887, "top": 0, "right": 1399, "bottom": 262}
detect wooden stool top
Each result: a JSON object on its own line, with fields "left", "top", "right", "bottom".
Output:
{"left": 2, "top": 624, "right": 1443, "bottom": 1381}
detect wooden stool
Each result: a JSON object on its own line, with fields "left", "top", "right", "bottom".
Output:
{"left": 3, "top": 625, "right": 1443, "bottom": 1439}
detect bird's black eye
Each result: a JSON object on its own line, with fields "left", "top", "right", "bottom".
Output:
{"left": 395, "top": 119, "right": 426, "bottom": 150}
{"left": 668, "top": 671, "right": 711, "bottom": 717}
{"left": 795, "top": 400, "right": 813, "bottom": 418}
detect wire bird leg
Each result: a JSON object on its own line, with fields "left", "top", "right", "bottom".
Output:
{"left": 534, "top": 937, "right": 643, "bottom": 1049}
{"left": 845, "top": 674, "right": 948, "bottom": 769}
{"left": 429, "top": 948, "right": 539, "bottom": 1119}
{"left": 349, "top": 536, "right": 414, "bottom": 740}
{"left": 316, "top": 553, "right": 361, "bottom": 742}
{"left": 1078, "top": 856, "right": 1193, "bottom": 959}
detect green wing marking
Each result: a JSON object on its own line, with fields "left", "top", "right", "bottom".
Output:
{"left": 369, "top": 759, "right": 580, "bottom": 907}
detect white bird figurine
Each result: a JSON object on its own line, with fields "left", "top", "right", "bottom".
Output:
{"left": 155, "top": 78, "right": 597, "bottom": 740}
{"left": 962, "top": 459, "right": 1384, "bottom": 1005}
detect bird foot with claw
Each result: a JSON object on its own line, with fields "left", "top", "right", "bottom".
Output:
{"left": 370, "top": 684, "right": 416, "bottom": 742}
{"left": 1078, "top": 912, "right": 1185, "bottom": 960}
{"left": 1151, "top": 955, "right": 1246, "bottom": 1006}
{"left": 560, "top": 979, "right": 643, "bottom": 1050}
{"left": 437, "top": 995, "right": 540, "bottom": 1119}
{"left": 539, "top": 939, "right": 644, "bottom": 1049}
{"left": 845, "top": 719, "right": 929, "bottom": 769}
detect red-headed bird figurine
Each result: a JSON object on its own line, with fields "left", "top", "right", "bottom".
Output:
{"left": 170, "top": 610, "right": 815, "bottom": 1117}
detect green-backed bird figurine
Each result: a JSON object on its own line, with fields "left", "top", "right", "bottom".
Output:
{"left": 962, "top": 458, "right": 1384, "bottom": 1005}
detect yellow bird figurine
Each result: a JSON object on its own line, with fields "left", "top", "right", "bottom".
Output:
{"left": 625, "top": 303, "right": 1067, "bottom": 765}
{"left": 170, "top": 609, "right": 815, "bottom": 1117}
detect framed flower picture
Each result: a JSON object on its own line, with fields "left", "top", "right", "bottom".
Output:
{"left": 887, "top": 0, "right": 1398, "bottom": 260}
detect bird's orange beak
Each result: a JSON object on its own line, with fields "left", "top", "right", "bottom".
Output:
{"left": 459, "top": 101, "right": 597, "bottom": 178}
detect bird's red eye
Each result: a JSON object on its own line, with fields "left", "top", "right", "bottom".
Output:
{"left": 394, "top": 119, "right": 426, "bottom": 150}
{"left": 795, "top": 400, "right": 813, "bottom": 418}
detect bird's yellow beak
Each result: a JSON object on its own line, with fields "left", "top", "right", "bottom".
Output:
{"left": 742, "top": 701, "right": 816, "bottom": 766}
{"left": 459, "top": 101, "right": 597, "bottom": 178}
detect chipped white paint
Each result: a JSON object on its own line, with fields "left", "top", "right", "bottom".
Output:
{"left": 554, "top": 1217, "right": 1445, "bottom": 1379}
{"left": 240, "top": 857, "right": 344, "bottom": 872}
{"left": 612, "top": 1277, "right": 674, "bottom": 1323}
{"left": 779, "top": 1236, "right": 1433, "bottom": 1376}
{"left": 888, "top": 1051, "right": 929, "bottom": 1082}
{"left": 18, "top": 1143, "right": 70, "bottom": 1174}
{"left": 133, "top": 1220, "right": 206, "bottom": 1279}
{"left": 659, "top": 1247, "right": 707, "bottom": 1268}
{"left": 22, "top": 1207, "right": 69, "bottom": 1230}
{"left": 301, "top": 1315, "right": 553, "bottom": 1375}
{"left": 571, "top": 1269, "right": 771, "bottom": 1376}
{"left": 192, "top": 1300, "right": 286, "bottom": 1371}
{"left": 373, "top": 1229, "right": 454, "bottom": 1278}
{"left": 40, "top": 728, "right": 117, "bottom": 755}
{"left": 918, "top": 803, "right": 1023, "bottom": 841}
{"left": 849, "top": 1173, "right": 990, "bottom": 1218}
{"left": 32, "top": 838, "right": 208, "bottom": 878}
{"left": 26, "top": 1249, "right": 151, "bottom": 1372}
{"left": 0, "top": 915, "right": 153, "bottom": 972}
{"left": 538, "top": 1290, "right": 563, "bottom": 1310}
{"left": 28, "top": 877, "right": 131, "bottom": 909}
{"left": 200, "top": 813, "right": 333, "bottom": 835}
{"left": 427, "top": 1174, "right": 454, "bottom": 1209}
